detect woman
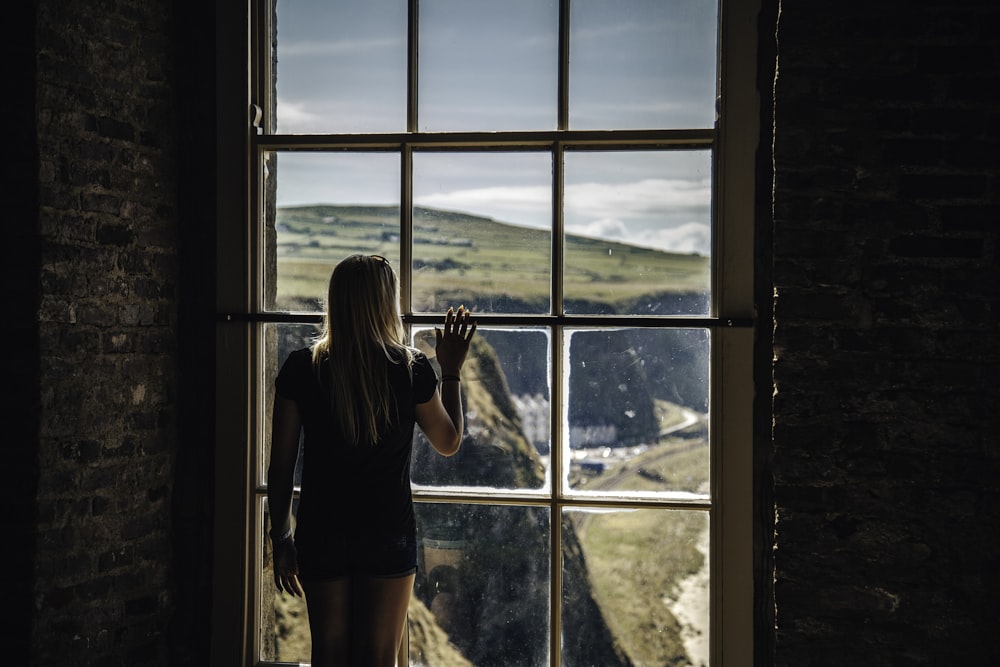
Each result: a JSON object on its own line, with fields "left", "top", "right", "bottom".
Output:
{"left": 267, "top": 254, "right": 476, "bottom": 666}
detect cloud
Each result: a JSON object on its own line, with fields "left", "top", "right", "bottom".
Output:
{"left": 641, "top": 222, "right": 711, "bottom": 255}
{"left": 276, "top": 97, "right": 403, "bottom": 134}
{"left": 568, "top": 217, "right": 629, "bottom": 240}
{"left": 415, "top": 185, "right": 550, "bottom": 221}
{"left": 565, "top": 178, "right": 710, "bottom": 217}
{"left": 275, "top": 98, "right": 323, "bottom": 133}
{"left": 279, "top": 36, "right": 403, "bottom": 58}
{"left": 566, "top": 218, "right": 710, "bottom": 255}
{"left": 413, "top": 178, "right": 711, "bottom": 254}
{"left": 415, "top": 179, "right": 709, "bottom": 217}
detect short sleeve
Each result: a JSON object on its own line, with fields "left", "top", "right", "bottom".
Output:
{"left": 412, "top": 352, "right": 438, "bottom": 404}
{"left": 275, "top": 348, "right": 314, "bottom": 404}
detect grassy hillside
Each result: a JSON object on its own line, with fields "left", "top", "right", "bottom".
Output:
{"left": 274, "top": 205, "right": 709, "bottom": 313}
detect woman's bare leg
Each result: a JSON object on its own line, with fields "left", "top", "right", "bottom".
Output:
{"left": 302, "top": 578, "right": 351, "bottom": 667}
{"left": 351, "top": 573, "right": 415, "bottom": 666}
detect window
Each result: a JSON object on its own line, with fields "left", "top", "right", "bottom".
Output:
{"left": 214, "top": 0, "right": 757, "bottom": 664}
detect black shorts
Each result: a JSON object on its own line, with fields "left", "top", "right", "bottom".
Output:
{"left": 296, "top": 531, "right": 418, "bottom": 582}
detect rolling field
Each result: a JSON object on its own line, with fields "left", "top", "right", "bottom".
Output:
{"left": 273, "top": 205, "right": 709, "bottom": 313}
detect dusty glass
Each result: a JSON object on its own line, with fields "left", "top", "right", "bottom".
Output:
{"left": 414, "top": 502, "right": 551, "bottom": 666}
{"left": 411, "top": 326, "right": 550, "bottom": 491}
{"left": 562, "top": 150, "right": 712, "bottom": 316}
{"left": 261, "top": 322, "right": 322, "bottom": 488}
{"left": 411, "top": 152, "right": 552, "bottom": 314}
{"left": 265, "top": 151, "right": 401, "bottom": 312}
{"left": 274, "top": 0, "right": 407, "bottom": 133}
{"left": 259, "top": 499, "right": 311, "bottom": 663}
{"left": 568, "top": 0, "right": 719, "bottom": 130}
{"left": 418, "top": 0, "right": 559, "bottom": 132}
{"left": 563, "top": 327, "right": 710, "bottom": 498}
{"left": 562, "top": 507, "right": 710, "bottom": 666}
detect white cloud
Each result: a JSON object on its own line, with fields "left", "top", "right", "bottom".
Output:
{"left": 567, "top": 219, "right": 710, "bottom": 255}
{"left": 412, "top": 178, "right": 711, "bottom": 254}
{"left": 279, "top": 36, "right": 402, "bottom": 58}
{"left": 415, "top": 185, "right": 550, "bottom": 221}
{"left": 568, "top": 217, "right": 629, "bottom": 240}
{"left": 414, "top": 178, "right": 709, "bottom": 219}
{"left": 275, "top": 98, "right": 323, "bottom": 133}
{"left": 642, "top": 222, "right": 712, "bottom": 255}
{"left": 276, "top": 97, "right": 402, "bottom": 134}
{"left": 565, "top": 178, "right": 711, "bottom": 218}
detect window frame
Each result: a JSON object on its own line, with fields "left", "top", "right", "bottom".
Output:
{"left": 213, "top": 0, "right": 758, "bottom": 664}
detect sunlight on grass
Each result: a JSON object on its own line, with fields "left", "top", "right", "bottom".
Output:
{"left": 571, "top": 507, "right": 707, "bottom": 666}
{"left": 272, "top": 205, "right": 708, "bottom": 313}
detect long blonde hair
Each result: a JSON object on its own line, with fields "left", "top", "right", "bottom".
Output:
{"left": 312, "top": 255, "right": 416, "bottom": 446}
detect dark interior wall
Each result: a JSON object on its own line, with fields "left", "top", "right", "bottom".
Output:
{"left": 4, "top": 1, "right": 41, "bottom": 665}
{"left": 169, "top": 0, "right": 217, "bottom": 663}
{"left": 771, "top": 0, "right": 1000, "bottom": 664}
{"left": 9, "top": 1, "right": 189, "bottom": 664}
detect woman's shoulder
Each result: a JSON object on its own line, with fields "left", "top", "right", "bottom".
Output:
{"left": 284, "top": 346, "right": 315, "bottom": 366}
{"left": 277, "top": 347, "right": 317, "bottom": 385}
{"left": 388, "top": 344, "right": 427, "bottom": 365}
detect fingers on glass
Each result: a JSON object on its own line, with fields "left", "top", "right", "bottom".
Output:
{"left": 443, "top": 305, "right": 474, "bottom": 337}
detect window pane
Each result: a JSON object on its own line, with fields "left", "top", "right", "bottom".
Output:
{"left": 266, "top": 151, "right": 400, "bottom": 311}
{"left": 262, "top": 322, "right": 323, "bottom": 488}
{"left": 563, "top": 150, "right": 711, "bottom": 316}
{"left": 569, "top": 0, "right": 718, "bottom": 130}
{"left": 274, "top": 0, "right": 407, "bottom": 133}
{"left": 412, "top": 152, "right": 551, "bottom": 314}
{"left": 418, "top": 0, "right": 558, "bottom": 132}
{"left": 564, "top": 328, "right": 709, "bottom": 498}
{"left": 414, "top": 502, "right": 550, "bottom": 665}
{"left": 259, "top": 498, "right": 311, "bottom": 663}
{"left": 411, "top": 327, "right": 550, "bottom": 491}
{"left": 562, "top": 507, "right": 710, "bottom": 666}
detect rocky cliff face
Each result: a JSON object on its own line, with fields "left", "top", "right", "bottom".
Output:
{"left": 411, "top": 334, "right": 632, "bottom": 666}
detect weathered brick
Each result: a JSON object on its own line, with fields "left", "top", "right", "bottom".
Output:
{"left": 888, "top": 234, "right": 983, "bottom": 258}
{"left": 772, "top": 1, "right": 1000, "bottom": 665}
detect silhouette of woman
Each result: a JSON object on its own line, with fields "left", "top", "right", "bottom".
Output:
{"left": 267, "top": 254, "right": 476, "bottom": 666}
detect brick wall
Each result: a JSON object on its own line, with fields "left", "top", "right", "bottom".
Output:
{"left": 25, "top": 2, "right": 181, "bottom": 664}
{"left": 770, "top": 0, "right": 1000, "bottom": 664}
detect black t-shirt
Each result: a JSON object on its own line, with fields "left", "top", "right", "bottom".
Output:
{"left": 275, "top": 346, "right": 437, "bottom": 541}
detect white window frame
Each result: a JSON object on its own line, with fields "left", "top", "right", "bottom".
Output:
{"left": 212, "top": 0, "right": 758, "bottom": 664}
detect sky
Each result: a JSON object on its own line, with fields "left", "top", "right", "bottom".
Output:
{"left": 271, "top": 0, "right": 718, "bottom": 255}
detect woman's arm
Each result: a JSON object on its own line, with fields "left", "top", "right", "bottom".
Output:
{"left": 416, "top": 390, "right": 463, "bottom": 456}
{"left": 267, "top": 395, "right": 303, "bottom": 596}
{"left": 416, "top": 306, "right": 476, "bottom": 456}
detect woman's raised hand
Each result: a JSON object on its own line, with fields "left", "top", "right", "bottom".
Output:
{"left": 435, "top": 306, "right": 477, "bottom": 376}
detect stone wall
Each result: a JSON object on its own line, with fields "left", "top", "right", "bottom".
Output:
{"left": 17, "top": 2, "right": 182, "bottom": 664}
{"left": 770, "top": 0, "right": 1000, "bottom": 664}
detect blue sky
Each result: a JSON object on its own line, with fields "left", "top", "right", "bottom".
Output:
{"left": 272, "top": 0, "right": 717, "bottom": 255}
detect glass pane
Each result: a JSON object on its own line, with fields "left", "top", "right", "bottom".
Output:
{"left": 261, "top": 322, "right": 323, "bottom": 488}
{"left": 412, "top": 152, "right": 551, "bottom": 314}
{"left": 266, "top": 151, "right": 401, "bottom": 311}
{"left": 418, "top": 0, "right": 558, "bottom": 132}
{"left": 564, "top": 328, "right": 710, "bottom": 498}
{"left": 563, "top": 150, "right": 711, "bottom": 316}
{"left": 274, "top": 0, "right": 407, "bottom": 133}
{"left": 414, "top": 502, "right": 550, "bottom": 666}
{"left": 411, "top": 327, "right": 550, "bottom": 491}
{"left": 569, "top": 0, "right": 718, "bottom": 130}
{"left": 259, "top": 498, "right": 311, "bottom": 663}
{"left": 562, "top": 508, "right": 710, "bottom": 667}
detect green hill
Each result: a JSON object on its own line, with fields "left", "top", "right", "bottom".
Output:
{"left": 273, "top": 204, "right": 709, "bottom": 314}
